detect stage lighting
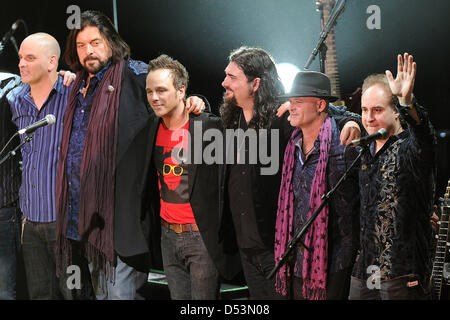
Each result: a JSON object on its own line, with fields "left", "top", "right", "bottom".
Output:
{"left": 276, "top": 63, "right": 300, "bottom": 93}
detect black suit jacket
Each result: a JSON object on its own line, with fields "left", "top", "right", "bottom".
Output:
{"left": 142, "top": 112, "right": 241, "bottom": 280}
{"left": 112, "top": 62, "right": 221, "bottom": 273}
{"left": 113, "top": 61, "right": 154, "bottom": 266}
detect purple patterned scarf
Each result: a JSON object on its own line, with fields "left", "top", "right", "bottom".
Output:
{"left": 55, "top": 60, "right": 124, "bottom": 280}
{"left": 274, "top": 116, "right": 332, "bottom": 300}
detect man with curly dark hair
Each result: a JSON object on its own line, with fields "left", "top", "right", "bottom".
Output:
{"left": 219, "top": 46, "right": 362, "bottom": 299}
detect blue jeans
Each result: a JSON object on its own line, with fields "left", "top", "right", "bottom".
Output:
{"left": 21, "top": 219, "right": 66, "bottom": 299}
{"left": 88, "top": 255, "right": 148, "bottom": 300}
{"left": 0, "top": 207, "right": 21, "bottom": 300}
{"left": 64, "top": 239, "right": 148, "bottom": 300}
{"left": 349, "top": 274, "right": 431, "bottom": 300}
{"left": 161, "top": 225, "right": 219, "bottom": 300}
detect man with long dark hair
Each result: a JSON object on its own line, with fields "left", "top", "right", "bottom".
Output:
{"left": 55, "top": 10, "right": 205, "bottom": 299}
{"left": 219, "top": 46, "right": 362, "bottom": 299}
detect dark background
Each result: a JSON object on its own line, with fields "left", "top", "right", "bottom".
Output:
{"left": 1, "top": 0, "right": 449, "bottom": 196}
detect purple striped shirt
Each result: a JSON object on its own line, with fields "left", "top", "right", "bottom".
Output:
{"left": 7, "top": 75, "right": 70, "bottom": 222}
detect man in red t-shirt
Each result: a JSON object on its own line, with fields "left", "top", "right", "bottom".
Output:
{"left": 145, "top": 54, "right": 240, "bottom": 299}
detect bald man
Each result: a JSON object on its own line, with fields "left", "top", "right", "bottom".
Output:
{"left": 6, "top": 33, "right": 83, "bottom": 300}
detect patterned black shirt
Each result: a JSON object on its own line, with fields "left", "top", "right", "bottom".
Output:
{"left": 352, "top": 101, "right": 436, "bottom": 284}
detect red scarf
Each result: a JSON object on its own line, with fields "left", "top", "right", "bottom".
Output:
{"left": 274, "top": 116, "right": 332, "bottom": 300}
{"left": 55, "top": 60, "right": 124, "bottom": 280}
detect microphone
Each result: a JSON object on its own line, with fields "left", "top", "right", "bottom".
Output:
{"left": 0, "top": 20, "right": 20, "bottom": 54}
{"left": 9, "top": 36, "right": 19, "bottom": 55}
{"left": 349, "top": 128, "right": 389, "bottom": 147}
{"left": 18, "top": 114, "right": 56, "bottom": 135}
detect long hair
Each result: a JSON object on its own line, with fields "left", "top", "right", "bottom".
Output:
{"left": 64, "top": 10, "right": 130, "bottom": 72}
{"left": 220, "top": 46, "right": 284, "bottom": 129}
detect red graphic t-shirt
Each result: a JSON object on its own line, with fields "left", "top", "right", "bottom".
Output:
{"left": 153, "top": 121, "right": 195, "bottom": 224}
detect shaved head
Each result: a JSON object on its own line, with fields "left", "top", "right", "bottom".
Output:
{"left": 19, "top": 32, "right": 61, "bottom": 85}
{"left": 22, "top": 33, "right": 61, "bottom": 60}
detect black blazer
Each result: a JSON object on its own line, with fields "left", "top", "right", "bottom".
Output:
{"left": 142, "top": 112, "right": 241, "bottom": 280}
{"left": 113, "top": 61, "right": 154, "bottom": 266}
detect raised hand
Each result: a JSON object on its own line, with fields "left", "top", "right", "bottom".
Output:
{"left": 385, "top": 53, "right": 416, "bottom": 106}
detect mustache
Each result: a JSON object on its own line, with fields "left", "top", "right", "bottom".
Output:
{"left": 83, "top": 56, "right": 100, "bottom": 63}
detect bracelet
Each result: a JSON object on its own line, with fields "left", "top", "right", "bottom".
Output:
{"left": 398, "top": 102, "right": 413, "bottom": 110}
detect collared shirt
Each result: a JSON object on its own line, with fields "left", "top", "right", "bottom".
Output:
{"left": 352, "top": 102, "right": 436, "bottom": 283}
{"left": 7, "top": 75, "right": 70, "bottom": 222}
{"left": 66, "top": 62, "right": 110, "bottom": 240}
{"left": 0, "top": 75, "right": 21, "bottom": 208}
{"left": 291, "top": 117, "right": 360, "bottom": 276}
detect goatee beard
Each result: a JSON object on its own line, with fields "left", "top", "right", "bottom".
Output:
{"left": 219, "top": 93, "right": 242, "bottom": 129}
{"left": 223, "top": 92, "right": 238, "bottom": 107}
{"left": 84, "top": 59, "right": 107, "bottom": 74}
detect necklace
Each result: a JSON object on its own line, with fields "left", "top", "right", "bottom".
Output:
{"left": 302, "top": 143, "right": 315, "bottom": 158}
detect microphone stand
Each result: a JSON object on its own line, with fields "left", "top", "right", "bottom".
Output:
{"left": 10, "top": 36, "right": 19, "bottom": 57}
{"left": 0, "top": 19, "right": 28, "bottom": 56}
{"left": 0, "top": 133, "right": 33, "bottom": 167}
{"left": 304, "top": 0, "right": 347, "bottom": 72}
{"left": 267, "top": 145, "right": 365, "bottom": 280}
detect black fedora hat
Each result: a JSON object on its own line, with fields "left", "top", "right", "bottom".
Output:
{"left": 279, "top": 71, "right": 338, "bottom": 102}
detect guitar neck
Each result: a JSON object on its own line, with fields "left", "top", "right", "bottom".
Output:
{"left": 320, "top": 0, "right": 341, "bottom": 100}
{"left": 431, "top": 183, "right": 450, "bottom": 300}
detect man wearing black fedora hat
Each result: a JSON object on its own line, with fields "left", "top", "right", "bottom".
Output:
{"left": 274, "top": 70, "right": 360, "bottom": 300}
{"left": 219, "top": 46, "right": 362, "bottom": 299}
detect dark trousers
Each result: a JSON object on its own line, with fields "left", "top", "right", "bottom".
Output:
{"left": 58, "top": 240, "right": 94, "bottom": 300}
{"left": 21, "top": 220, "right": 65, "bottom": 299}
{"left": 290, "top": 267, "right": 353, "bottom": 300}
{"left": 239, "top": 248, "right": 284, "bottom": 300}
{"left": 349, "top": 274, "right": 431, "bottom": 300}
